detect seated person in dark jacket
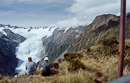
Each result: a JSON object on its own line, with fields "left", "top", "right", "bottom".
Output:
{"left": 41, "top": 57, "right": 51, "bottom": 76}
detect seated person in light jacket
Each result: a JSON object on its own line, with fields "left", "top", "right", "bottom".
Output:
{"left": 25, "top": 57, "right": 37, "bottom": 75}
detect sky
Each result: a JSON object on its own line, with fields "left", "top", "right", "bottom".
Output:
{"left": 0, "top": 0, "right": 130, "bottom": 27}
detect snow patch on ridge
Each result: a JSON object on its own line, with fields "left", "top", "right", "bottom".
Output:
{"left": 0, "top": 27, "right": 7, "bottom": 36}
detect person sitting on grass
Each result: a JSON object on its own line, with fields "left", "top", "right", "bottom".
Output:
{"left": 25, "top": 57, "right": 37, "bottom": 75}
{"left": 41, "top": 57, "right": 52, "bottom": 76}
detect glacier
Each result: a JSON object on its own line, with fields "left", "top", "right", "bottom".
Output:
{"left": 0, "top": 26, "right": 56, "bottom": 74}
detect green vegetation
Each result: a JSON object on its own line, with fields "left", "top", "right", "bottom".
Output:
{"left": 51, "top": 62, "right": 59, "bottom": 69}
{"left": 124, "top": 57, "right": 130, "bottom": 67}
{"left": 68, "top": 60, "right": 86, "bottom": 72}
{"left": 98, "top": 36, "right": 118, "bottom": 46}
{"left": 87, "top": 36, "right": 119, "bottom": 56}
{"left": 64, "top": 53, "right": 83, "bottom": 61}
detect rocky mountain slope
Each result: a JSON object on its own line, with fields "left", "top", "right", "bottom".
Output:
{"left": 68, "top": 14, "right": 130, "bottom": 52}
{"left": 42, "top": 26, "right": 86, "bottom": 61}
{"left": 42, "top": 14, "right": 130, "bottom": 61}
{"left": 0, "top": 29, "right": 26, "bottom": 76}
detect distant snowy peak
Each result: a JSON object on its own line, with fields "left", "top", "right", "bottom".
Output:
{"left": 0, "top": 24, "right": 82, "bottom": 32}
{"left": 0, "top": 24, "right": 25, "bottom": 29}
{"left": 0, "top": 24, "right": 58, "bottom": 30}
{"left": 0, "top": 24, "right": 86, "bottom": 39}
{"left": 28, "top": 26, "right": 57, "bottom": 32}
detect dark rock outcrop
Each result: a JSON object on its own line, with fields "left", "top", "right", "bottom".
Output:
{"left": 0, "top": 29, "right": 26, "bottom": 76}
{"left": 3, "top": 29, "right": 26, "bottom": 43}
{"left": 0, "top": 38, "right": 18, "bottom": 76}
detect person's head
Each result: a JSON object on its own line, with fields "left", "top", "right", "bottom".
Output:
{"left": 44, "top": 57, "right": 49, "bottom": 62}
{"left": 28, "top": 57, "right": 32, "bottom": 62}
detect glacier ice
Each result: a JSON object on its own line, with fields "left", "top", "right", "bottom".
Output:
{"left": 0, "top": 26, "right": 56, "bottom": 74}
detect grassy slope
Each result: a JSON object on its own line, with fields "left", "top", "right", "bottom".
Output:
{"left": 1, "top": 37, "right": 130, "bottom": 83}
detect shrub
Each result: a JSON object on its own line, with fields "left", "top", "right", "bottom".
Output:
{"left": 64, "top": 53, "right": 83, "bottom": 61}
{"left": 68, "top": 60, "right": 86, "bottom": 72}
{"left": 86, "top": 48, "right": 91, "bottom": 52}
{"left": 124, "top": 57, "right": 130, "bottom": 67}
{"left": 51, "top": 68, "right": 59, "bottom": 75}
{"left": 98, "top": 36, "right": 118, "bottom": 46}
{"left": 110, "top": 48, "right": 118, "bottom": 54}
{"left": 64, "top": 53, "right": 77, "bottom": 61}
{"left": 58, "top": 59, "right": 63, "bottom": 63}
{"left": 51, "top": 62, "right": 59, "bottom": 69}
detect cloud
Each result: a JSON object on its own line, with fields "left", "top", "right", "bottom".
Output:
{"left": 0, "top": 10, "right": 15, "bottom": 16}
{"left": 0, "top": 0, "right": 72, "bottom": 27}
{"left": 0, "top": 0, "right": 70, "bottom": 4}
{"left": 0, "top": 0, "right": 130, "bottom": 27}
{"left": 0, "top": 10, "right": 65, "bottom": 27}
{"left": 57, "top": 0, "right": 130, "bottom": 27}
{"left": 56, "top": 17, "right": 87, "bottom": 28}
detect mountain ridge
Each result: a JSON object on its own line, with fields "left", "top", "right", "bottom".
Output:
{"left": 68, "top": 14, "right": 130, "bottom": 52}
{"left": 42, "top": 26, "right": 86, "bottom": 61}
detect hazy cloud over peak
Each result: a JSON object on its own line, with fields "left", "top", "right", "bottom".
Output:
{"left": 57, "top": 0, "right": 130, "bottom": 27}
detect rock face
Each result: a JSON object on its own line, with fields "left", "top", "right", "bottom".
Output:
{"left": 3, "top": 29, "right": 26, "bottom": 43}
{"left": 0, "top": 29, "right": 26, "bottom": 76}
{"left": 69, "top": 14, "right": 130, "bottom": 52}
{"left": 42, "top": 26, "right": 86, "bottom": 61}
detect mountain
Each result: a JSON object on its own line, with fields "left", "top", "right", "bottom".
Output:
{"left": 42, "top": 26, "right": 86, "bottom": 61}
{"left": 0, "top": 25, "right": 86, "bottom": 72}
{"left": 5, "top": 26, "right": 57, "bottom": 74}
{"left": 1, "top": 13, "right": 130, "bottom": 82}
{"left": 3, "top": 29, "right": 26, "bottom": 43}
{"left": 42, "top": 14, "right": 130, "bottom": 62}
{"left": 1, "top": 14, "right": 127, "bottom": 74}
{"left": 0, "top": 29, "right": 26, "bottom": 76}
{"left": 0, "top": 24, "right": 86, "bottom": 63}
{"left": 68, "top": 14, "right": 130, "bottom": 52}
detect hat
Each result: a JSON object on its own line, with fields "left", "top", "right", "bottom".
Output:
{"left": 44, "top": 57, "right": 49, "bottom": 61}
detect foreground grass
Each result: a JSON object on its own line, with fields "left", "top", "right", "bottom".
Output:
{"left": 1, "top": 54, "right": 130, "bottom": 83}
{"left": 1, "top": 37, "right": 130, "bottom": 83}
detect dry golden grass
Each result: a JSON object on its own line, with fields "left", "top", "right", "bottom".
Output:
{"left": 0, "top": 76, "right": 13, "bottom": 83}
{"left": 53, "top": 70, "right": 96, "bottom": 83}
{"left": 1, "top": 54, "right": 130, "bottom": 83}
{"left": 53, "top": 54, "right": 130, "bottom": 83}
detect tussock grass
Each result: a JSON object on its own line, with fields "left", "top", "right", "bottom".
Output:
{"left": 52, "top": 55, "right": 118, "bottom": 83}
{"left": 0, "top": 76, "right": 13, "bottom": 83}
{"left": 53, "top": 70, "right": 96, "bottom": 83}
{"left": 1, "top": 55, "right": 130, "bottom": 83}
